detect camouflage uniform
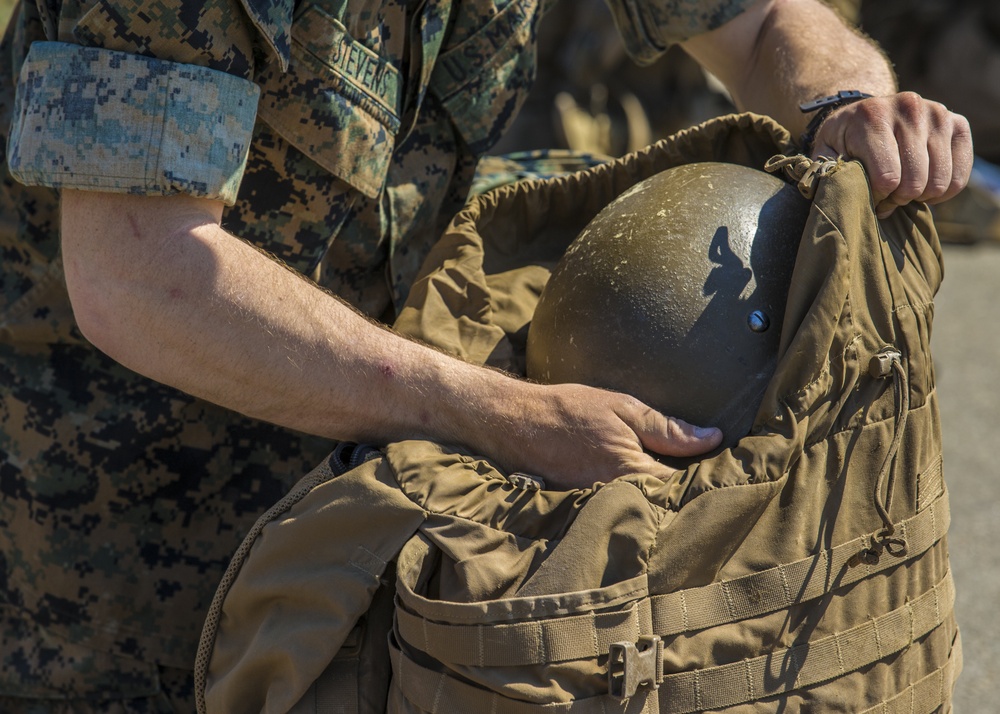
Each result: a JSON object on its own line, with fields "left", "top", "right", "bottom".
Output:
{"left": 0, "top": 0, "right": 752, "bottom": 710}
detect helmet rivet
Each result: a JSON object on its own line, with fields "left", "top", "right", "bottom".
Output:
{"left": 748, "top": 310, "right": 770, "bottom": 333}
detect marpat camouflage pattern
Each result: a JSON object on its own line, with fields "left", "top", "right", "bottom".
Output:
{"left": 0, "top": 0, "right": 753, "bottom": 709}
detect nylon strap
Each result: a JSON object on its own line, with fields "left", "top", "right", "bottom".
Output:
{"left": 858, "top": 629, "right": 962, "bottom": 714}
{"left": 312, "top": 659, "right": 359, "bottom": 714}
{"left": 395, "top": 598, "right": 652, "bottom": 667}
{"left": 651, "top": 489, "right": 950, "bottom": 636}
{"left": 393, "top": 492, "right": 949, "bottom": 668}
{"left": 389, "top": 638, "right": 657, "bottom": 714}
{"left": 390, "top": 571, "right": 954, "bottom": 713}
{"left": 396, "top": 560, "right": 649, "bottom": 625}
{"left": 658, "top": 570, "right": 955, "bottom": 714}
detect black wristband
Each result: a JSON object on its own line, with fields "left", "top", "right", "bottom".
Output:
{"left": 798, "top": 90, "right": 872, "bottom": 153}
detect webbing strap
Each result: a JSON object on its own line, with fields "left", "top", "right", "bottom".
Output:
{"left": 395, "top": 598, "right": 651, "bottom": 667}
{"left": 388, "top": 638, "right": 656, "bottom": 714}
{"left": 858, "top": 629, "right": 962, "bottom": 714}
{"left": 394, "top": 493, "right": 949, "bottom": 669}
{"left": 312, "top": 659, "right": 359, "bottom": 714}
{"left": 658, "top": 570, "right": 955, "bottom": 714}
{"left": 391, "top": 571, "right": 954, "bottom": 714}
{"left": 652, "top": 490, "right": 950, "bottom": 636}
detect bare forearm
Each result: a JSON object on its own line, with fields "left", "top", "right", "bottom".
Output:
{"left": 683, "top": 0, "right": 897, "bottom": 137}
{"left": 61, "top": 190, "right": 723, "bottom": 488}
{"left": 60, "top": 191, "right": 512, "bottom": 446}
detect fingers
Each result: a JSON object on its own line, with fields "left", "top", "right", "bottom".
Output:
{"left": 503, "top": 385, "right": 725, "bottom": 490}
{"left": 812, "top": 92, "right": 974, "bottom": 218}
{"left": 932, "top": 112, "right": 975, "bottom": 204}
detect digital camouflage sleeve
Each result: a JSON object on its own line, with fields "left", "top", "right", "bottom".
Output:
{"left": 0, "top": 0, "right": 752, "bottom": 709}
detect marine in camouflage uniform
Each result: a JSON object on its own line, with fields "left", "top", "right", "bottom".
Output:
{"left": 0, "top": 0, "right": 753, "bottom": 710}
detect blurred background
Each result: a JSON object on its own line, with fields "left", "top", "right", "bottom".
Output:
{"left": 0, "top": 0, "right": 996, "bottom": 709}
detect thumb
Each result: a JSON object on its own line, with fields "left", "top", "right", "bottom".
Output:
{"left": 631, "top": 407, "right": 724, "bottom": 458}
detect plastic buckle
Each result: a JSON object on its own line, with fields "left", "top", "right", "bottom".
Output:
{"left": 608, "top": 635, "right": 663, "bottom": 701}
{"left": 507, "top": 472, "right": 544, "bottom": 491}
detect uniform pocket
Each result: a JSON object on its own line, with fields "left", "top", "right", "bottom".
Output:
{"left": 428, "top": 0, "right": 540, "bottom": 155}
{"left": 256, "top": 3, "right": 402, "bottom": 197}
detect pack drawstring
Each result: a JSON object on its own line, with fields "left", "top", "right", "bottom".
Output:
{"left": 853, "top": 347, "right": 910, "bottom": 565}
{"left": 764, "top": 154, "right": 840, "bottom": 199}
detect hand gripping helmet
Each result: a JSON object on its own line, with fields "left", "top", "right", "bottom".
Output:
{"left": 526, "top": 161, "right": 810, "bottom": 448}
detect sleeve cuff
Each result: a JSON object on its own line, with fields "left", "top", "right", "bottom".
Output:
{"left": 7, "top": 42, "right": 260, "bottom": 205}
{"left": 608, "top": 0, "right": 754, "bottom": 65}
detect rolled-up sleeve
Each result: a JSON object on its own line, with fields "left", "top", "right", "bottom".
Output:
{"left": 7, "top": 41, "right": 260, "bottom": 204}
{"left": 607, "top": 0, "right": 756, "bottom": 65}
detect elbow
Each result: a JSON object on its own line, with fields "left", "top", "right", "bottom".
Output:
{"left": 62, "top": 219, "right": 198, "bottom": 368}
{"left": 60, "top": 190, "right": 223, "bottom": 363}
{"left": 60, "top": 190, "right": 143, "bottom": 354}
{"left": 62, "top": 233, "right": 133, "bottom": 358}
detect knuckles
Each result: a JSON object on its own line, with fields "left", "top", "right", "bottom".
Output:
{"left": 841, "top": 92, "right": 975, "bottom": 208}
{"left": 889, "top": 91, "right": 926, "bottom": 122}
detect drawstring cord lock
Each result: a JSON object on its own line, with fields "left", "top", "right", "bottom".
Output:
{"left": 868, "top": 349, "right": 900, "bottom": 379}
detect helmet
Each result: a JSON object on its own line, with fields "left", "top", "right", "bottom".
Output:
{"left": 525, "top": 161, "right": 810, "bottom": 447}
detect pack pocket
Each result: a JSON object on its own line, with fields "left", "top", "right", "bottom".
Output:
{"left": 256, "top": 3, "right": 401, "bottom": 197}
{"left": 289, "top": 574, "right": 397, "bottom": 714}
{"left": 428, "top": 0, "right": 540, "bottom": 155}
{"left": 390, "top": 535, "right": 656, "bottom": 711}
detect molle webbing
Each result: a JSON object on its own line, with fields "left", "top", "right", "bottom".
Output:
{"left": 858, "top": 631, "right": 962, "bottom": 714}
{"left": 653, "top": 570, "right": 954, "bottom": 714}
{"left": 650, "top": 488, "right": 949, "bottom": 636}
{"left": 393, "top": 490, "right": 950, "bottom": 669}
{"left": 388, "top": 639, "right": 654, "bottom": 714}
{"left": 395, "top": 597, "right": 654, "bottom": 668}
{"left": 391, "top": 571, "right": 955, "bottom": 713}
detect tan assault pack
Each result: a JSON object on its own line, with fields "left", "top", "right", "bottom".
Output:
{"left": 195, "top": 114, "right": 959, "bottom": 713}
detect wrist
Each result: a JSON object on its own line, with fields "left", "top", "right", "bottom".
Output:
{"left": 406, "top": 351, "right": 522, "bottom": 451}
{"left": 798, "top": 90, "right": 873, "bottom": 154}
{"left": 444, "top": 364, "right": 548, "bottom": 471}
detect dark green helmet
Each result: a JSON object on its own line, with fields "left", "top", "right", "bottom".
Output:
{"left": 526, "top": 161, "right": 810, "bottom": 447}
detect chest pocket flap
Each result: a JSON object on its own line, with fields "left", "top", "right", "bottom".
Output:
{"left": 429, "top": 0, "right": 540, "bottom": 156}
{"left": 256, "top": 4, "right": 401, "bottom": 198}
{"left": 237, "top": 0, "right": 294, "bottom": 69}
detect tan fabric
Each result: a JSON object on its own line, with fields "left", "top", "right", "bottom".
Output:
{"left": 197, "top": 113, "right": 957, "bottom": 713}
{"left": 195, "top": 456, "right": 427, "bottom": 713}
